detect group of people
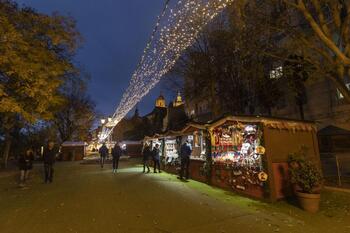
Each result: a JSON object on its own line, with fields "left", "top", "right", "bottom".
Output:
{"left": 17, "top": 139, "right": 193, "bottom": 187}
{"left": 18, "top": 141, "right": 58, "bottom": 187}
{"left": 98, "top": 142, "right": 123, "bottom": 173}
{"left": 142, "top": 143, "right": 161, "bottom": 173}
{"left": 142, "top": 140, "right": 193, "bottom": 181}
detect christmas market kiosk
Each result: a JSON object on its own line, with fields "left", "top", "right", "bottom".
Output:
{"left": 161, "top": 131, "right": 182, "bottom": 174}
{"left": 205, "top": 115, "right": 320, "bottom": 201}
{"left": 151, "top": 126, "right": 208, "bottom": 181}
{"left": 179, "top": 124, "right": 208, "bottom": 183}
{"left": 143, "top": 134, "right": 163, "bottom": 151}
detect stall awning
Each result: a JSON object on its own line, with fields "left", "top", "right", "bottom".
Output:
{"left": 204, "top": 115, "right": 316, "bottom": 132}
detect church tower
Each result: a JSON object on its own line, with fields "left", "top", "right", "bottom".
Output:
{"left": 173, "top": 91, "right": 184, "bottom": 107}
{"left": 155, "top": 93, "right": 166, "bottom": 108}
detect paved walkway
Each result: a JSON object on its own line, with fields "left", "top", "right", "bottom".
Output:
{"left": 0, "top": 159, "right": 349, "bottom": 233}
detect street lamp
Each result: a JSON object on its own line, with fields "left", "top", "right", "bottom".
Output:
{"left": 108, "top": 117, "right": 112, "bottom": 123}
{"left": 101, "top": 119, "right": 106, "bottom": 125}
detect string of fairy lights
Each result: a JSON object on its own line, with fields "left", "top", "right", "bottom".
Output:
{"left": 99, "top": 0, "right": 234, "bottom": 142}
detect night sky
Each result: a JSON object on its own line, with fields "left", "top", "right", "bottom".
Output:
{"left": 16, "top": 0, "right": 175, "bottom": 117}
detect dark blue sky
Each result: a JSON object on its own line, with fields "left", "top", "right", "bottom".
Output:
{"left": 16, "top": 0, "right": 176, "bottom": 117}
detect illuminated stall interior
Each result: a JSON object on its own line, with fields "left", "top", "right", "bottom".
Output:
{"left": 164, "top": 136, "right": 180, "bottom": 165}
{"left": 206, "top": 115, "right": 320, "bottom": 200}
{"left": 209, "top": 120, "right": 267, "bottom": 193}
{"left": 144, "top": 136, "right": 162, "bottom": 152}
{"left": 181, "top": 125, "right": 207, "bottom": 160}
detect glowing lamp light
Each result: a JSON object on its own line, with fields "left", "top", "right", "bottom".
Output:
{"left": 101, "top": 119, "right": 106, "bottom": 125}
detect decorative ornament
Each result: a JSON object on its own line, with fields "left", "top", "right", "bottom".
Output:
{"left": 258, "top": 171, "right": 268, "bottom": 182}
{"left": 255, "top": 146, "right": 266, "bottom": 155}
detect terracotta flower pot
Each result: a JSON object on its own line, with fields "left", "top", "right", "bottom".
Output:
{"left": 296, "top": 191, "right": 321, "bottom": 213}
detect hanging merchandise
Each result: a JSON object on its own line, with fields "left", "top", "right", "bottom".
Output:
{"left": 211, "top": 122, "right": 268, "bottom": 191}
{"left": 164, "top": 138, "right": 180, "bottom": 165}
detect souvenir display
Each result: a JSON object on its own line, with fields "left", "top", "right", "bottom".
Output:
{"left": 164, "top": 139, "right": 179, "bottom": 165}
{"left": 211, "top": 122, "right": 268, "bottom": 191}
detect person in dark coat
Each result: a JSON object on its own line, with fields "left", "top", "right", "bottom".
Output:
{"left": 18, "top": 149, "right": 34, "bottom": 187}
{"left": 112, "top": 142, "right": 122, "bottom": 173}
{"left": 178, "top": 140, "right": 192, "bottom": 180}
{"left": 43, "top": 141, "right": 57, "bottom": 183}
{"left": 142, "top": 143, "right": 151, "bottom": 173}
{"left": 152, "top": 144, "right": 161, "bottom": 173}
{"left": 99, "top": 143, "right": 109, "bottom": 168}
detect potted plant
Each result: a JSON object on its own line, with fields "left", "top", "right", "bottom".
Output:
{"left": 288, "top": 147, "right": 322, "bottom": 213}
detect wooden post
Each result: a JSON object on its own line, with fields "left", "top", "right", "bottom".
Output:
{"left": 263, "top": 127, "right": 277, "bottom": 202}
{"left": 335, "top": 155, "right": 342, "bottom": 187}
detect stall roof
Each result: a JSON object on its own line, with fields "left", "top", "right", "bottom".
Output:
{"left": 143, "top": 115, "right": 316, "bottom": 141}
{"left": 181, "top": 123, "right": 206, "bottom": 134}
{"left": 197, "top": 115, "right": 316, "bottom": 132}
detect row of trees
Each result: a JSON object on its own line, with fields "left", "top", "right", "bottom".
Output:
{"left": 168, "top": 0, "right": 350, "bottom": 118}
{"left": 0, "top": 1, "right": 96, "bottom": 167}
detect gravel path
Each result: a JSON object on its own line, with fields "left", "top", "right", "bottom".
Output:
{"left": 0, "top": 159, "right": 349, "bottom": 233}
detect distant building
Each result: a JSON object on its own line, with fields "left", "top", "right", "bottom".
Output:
{"left": 173, "top": 91, "right": 184, "bottom": 107}
{"left": 109, "top": 93, "right": 189, "bottom": 141}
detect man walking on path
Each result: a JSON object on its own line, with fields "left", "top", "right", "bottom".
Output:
{"left": 152, "top": 144, "right": 161, "bottom": 173}
{"left": 99, "top": 143, "right": 109, "bottom": 168}
{"left": 142, "top": 143, "right": 151, "bottom": 173}
{"left": 178, "top": 140, "right": 192, "bottom": 181}
{"left": 43, "top": 141, "right": 57, "bottom": 183}
{"left": 111, "top": 142, "right": 122, "bottom": 173}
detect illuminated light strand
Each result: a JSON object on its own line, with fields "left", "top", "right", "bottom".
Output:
{"left": 100, "top": 0, "right": 234, "bottom": 141}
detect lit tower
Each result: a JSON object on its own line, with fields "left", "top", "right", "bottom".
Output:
{"left": 155, "top": 93, "right": 166, "bottom": 108}
{"left": 173, "top": 91, "right": 184, "bottom": 107}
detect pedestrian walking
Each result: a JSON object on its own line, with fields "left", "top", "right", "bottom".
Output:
{"left": 18, "top": 149, "right": 34, "bottom": 187}
{"left": 178, "top": 140, "right": 192, "bottom": 181}
{"left": 142, "top": 143, "right": 151, "bottom": 173}
{"left": 99, "top": 143, "right": 109, "bottom": 168}
{"left": 112, "top": 142, "right": 122, "bottom": 173}
{"left": 152, "top": 144, "right": 161, "bottom": 173}
{"left": 43, "top": 141, "right": 57, "bottom": 183}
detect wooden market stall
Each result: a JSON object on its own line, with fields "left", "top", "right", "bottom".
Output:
{"left": 61, "top": 141, "right": 87, "bottom": 161}
{"left": 146, "top": 126, "right": 208, "bottom": 180}
{"left": 143, "top": 115, "right": 320, "bottom": 201}
{"left": 180, "top": 124, "right": 208, "bottom": 183}
{"left": 206, "top": 115, "right": 320, "bottom": 201}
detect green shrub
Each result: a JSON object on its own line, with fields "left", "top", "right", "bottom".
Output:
{"left": 288, "top": 147, "right": 322, "bottom": 194}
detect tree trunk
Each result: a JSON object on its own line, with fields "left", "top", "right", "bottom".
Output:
{"left": 205, "top": 132, "right": 212, "bottom": 184}
{"left": 2, "top": 133, "right": 12, "bottom": 169}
